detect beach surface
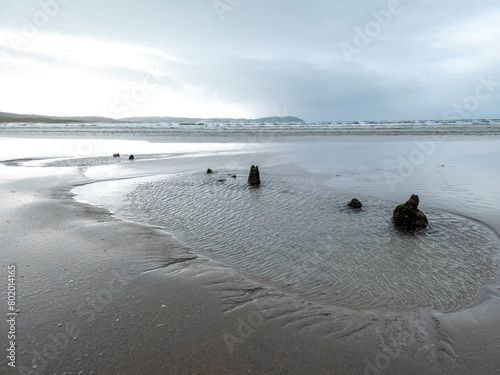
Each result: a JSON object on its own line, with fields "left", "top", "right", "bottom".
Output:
{"left": 1, "top": 133, "right": 500, "bottom": 375}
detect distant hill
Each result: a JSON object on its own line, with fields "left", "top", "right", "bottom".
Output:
{"left": 0, "top": 111, "right": 305, "bottom": 124}
{"left": 0, "top": 111, "right": 116, "bottom": 124}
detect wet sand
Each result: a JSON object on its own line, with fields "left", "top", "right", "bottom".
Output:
{"left": 0, "top": 167, "right": 392, "bottom": 374}
{"left": 1, "top": 137, "right": 500, "bottom": 374}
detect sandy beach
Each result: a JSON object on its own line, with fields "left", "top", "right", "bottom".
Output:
{"left": 1, "top": 134, "right": 500, "bottom": 375}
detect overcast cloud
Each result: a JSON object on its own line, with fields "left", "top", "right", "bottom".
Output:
{"left": 1, "top": 0, "right": 499, "bottom": 121}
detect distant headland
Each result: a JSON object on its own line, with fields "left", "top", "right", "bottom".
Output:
{"left": 0, "top": 111, "right": 305, "bottom": 124}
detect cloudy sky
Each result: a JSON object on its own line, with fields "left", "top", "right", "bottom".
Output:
{"left": 1, "top": 0, "right": 499, "bottom": 121}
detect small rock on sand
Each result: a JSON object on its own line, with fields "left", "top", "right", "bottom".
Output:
{"left": 348, "top": 198, "right": 363, "bottom": 209}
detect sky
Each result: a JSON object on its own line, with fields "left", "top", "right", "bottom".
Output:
{"left": 1, "top": 0, "right": 500, "bottom": 121}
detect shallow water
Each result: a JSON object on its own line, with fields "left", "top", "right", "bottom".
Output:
{"left": 75, "top": 163, "right": 500, "bottom": 313}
